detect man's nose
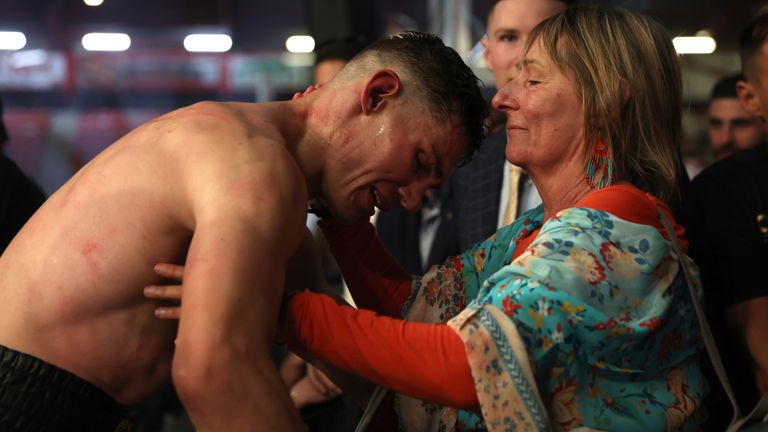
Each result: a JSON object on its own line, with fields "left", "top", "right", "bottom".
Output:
{"left": 724, "top": 124, "right": 735, "bottom": 141}
{"left": 398, "top": 181, "right": 432, "bottom": 212}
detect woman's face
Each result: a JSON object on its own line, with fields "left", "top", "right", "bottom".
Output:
{"left": 492, "top": 39, "right": 586, "bottom": 178}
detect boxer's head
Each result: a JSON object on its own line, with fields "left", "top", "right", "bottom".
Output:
{"left": 320, "top": 32, "right": 488, "bottom": 222}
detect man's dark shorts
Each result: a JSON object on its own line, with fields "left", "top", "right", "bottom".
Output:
{"left": 0, "top": 344, "right": 132, "bottom": 431}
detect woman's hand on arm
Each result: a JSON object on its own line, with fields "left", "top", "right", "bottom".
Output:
{"left": 144, "top": 263, "right": 184, "bottom": 319}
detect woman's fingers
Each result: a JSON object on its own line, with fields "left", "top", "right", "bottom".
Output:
{"left": 154, "top": 263, "right": 185, "bottom": 282}
{"left": 144, "top": 284, "right": 182, "bottom": 320}
{"left": 154, "top": 306, "right": 181, "bottom": 320}
{"left": 144, "top": 284, "right": 182, "bottom": 300}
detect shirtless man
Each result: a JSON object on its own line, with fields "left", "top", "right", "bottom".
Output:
{"left": 0, "top": 31, "right": 487, "bottom": 431}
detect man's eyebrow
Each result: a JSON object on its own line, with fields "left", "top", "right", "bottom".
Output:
{"left": 733, "top": 117, "right": 757, "bottom": 125}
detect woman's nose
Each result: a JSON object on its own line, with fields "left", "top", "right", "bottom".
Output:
{"left": 492, "top": 82, "right": 520, "bottom": 112}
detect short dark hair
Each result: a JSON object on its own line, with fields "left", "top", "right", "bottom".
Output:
{"left": 740, "top": 7, "right": 768, "bottom": 82}
{"left": 710, "top": 73, "right": 744, "bottom": 100}
{"left": 354, "top": 31, "right": 488, "bottom": 157}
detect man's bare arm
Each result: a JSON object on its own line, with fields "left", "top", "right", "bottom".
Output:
{"left": 165, "top": 118, "right": 308, "bottom": 431}
{"left": 174, "top": 209, "right": 305, "bottom": 431}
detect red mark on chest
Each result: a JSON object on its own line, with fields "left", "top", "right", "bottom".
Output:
{"left": 81, "top": 240, "right": 103, "bottom": 276}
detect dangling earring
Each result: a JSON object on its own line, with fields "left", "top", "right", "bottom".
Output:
{"left": 585, "top": 139, "right": 614, "bottom": 189}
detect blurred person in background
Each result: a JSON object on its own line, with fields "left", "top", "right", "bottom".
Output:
{"left": 707, "top": 72, "right": 765, "bottom": 161}
{"left": 449, "top": 0, "right": 575, "bottom": 248}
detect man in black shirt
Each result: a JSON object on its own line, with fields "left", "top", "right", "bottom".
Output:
{"left": 685, "top": 9, "right": 768, "bottom": 427}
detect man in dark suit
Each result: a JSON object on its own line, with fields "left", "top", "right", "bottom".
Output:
{"left": 375, "top": 181, "right": 461, "bottom": 274}
{"left": 451, "top": 118, "right": 508, "bottom": 250}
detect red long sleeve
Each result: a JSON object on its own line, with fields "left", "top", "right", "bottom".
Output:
{"left": 319, "top": 219, "right": 413, "bottom": 317}
{"left": 286, "top": 291, "right": 478, "bottom": 410}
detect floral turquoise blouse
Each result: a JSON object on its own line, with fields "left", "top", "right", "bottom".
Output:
{"left": 396, "top": 202, "right": 707, "bottom": 431}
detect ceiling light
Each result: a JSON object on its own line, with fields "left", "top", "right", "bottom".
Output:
{"left": 82, "top": 32, "right": 131, "bottom": 52}
{"left": 672, "top": 36, "right": 716, "bottom": 54}
{"left": 183, "top": 34, "right": 232, "bottom": 52}
{"left": 84, "top": 0, "right": 105, "bottom": 6}
{"left": 10, "top": 49, "right": 48, "bottom": 68}
{"left": 0, "top": 31, "right": 27, "bottom": 50}
{"left": 285, "top": 35, "right": 314, "bottom": 53}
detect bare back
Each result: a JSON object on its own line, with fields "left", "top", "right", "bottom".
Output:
{"left": 0, "top": 101, "right": 308, "bottom": 406}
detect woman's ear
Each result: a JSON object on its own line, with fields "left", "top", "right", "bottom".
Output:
{"left": 594, "top": 80, "right": 631, "bottom": 129}
{"left": 620, "top": 79, "right": 632, "bottom": 105}
{"left": 361, "top": 69, "right": 402, "bottom": 115}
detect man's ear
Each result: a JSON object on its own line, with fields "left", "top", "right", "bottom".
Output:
{"left": 361, "top": 69, "right": 401, "bottom": 115}
{"left": 481, "top": 37, "right": 494, "bottom": 73}
{"left": 737, "top": 80, "right": 765, "bottom": 120}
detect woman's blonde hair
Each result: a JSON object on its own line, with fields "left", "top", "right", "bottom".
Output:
{"left": 527, "top": 6, "right": 682, "bottom": 201}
